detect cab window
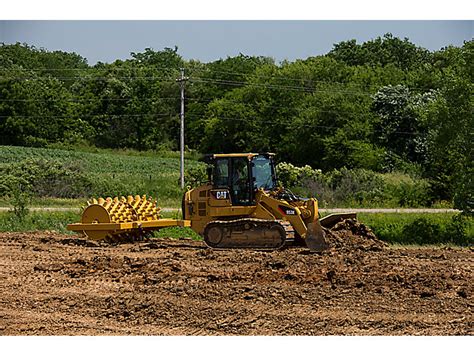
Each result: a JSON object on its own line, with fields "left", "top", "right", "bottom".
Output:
{"left": 213, "top": 159, "right": 229, "bottom": 187}
{"left": 252, "top": 155, "right": 276, "bottom": 190}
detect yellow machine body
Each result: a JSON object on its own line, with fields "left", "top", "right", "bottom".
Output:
{"left": 182, "top": 153, "right": 347, "bottom": 251}
{"left": 183, "top": 184, "right": 319, "bottom": 239}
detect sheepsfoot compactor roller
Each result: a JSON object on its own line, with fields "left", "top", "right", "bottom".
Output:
{"left": 68, "top": 153, "right": 355, "bottom": 252}
{"left": 67, "top": 195, "right": 190, "bottom": 242}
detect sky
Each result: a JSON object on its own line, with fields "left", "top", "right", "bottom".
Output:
{"left": 0, "top": 20, "right": 472, "bottom": 65}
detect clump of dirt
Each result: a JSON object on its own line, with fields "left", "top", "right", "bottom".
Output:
{"left": 60, "top": 238, "right": 100, "bottom": 248}
{"left": 325, "top": 219, "right": 388, "bottom": 252}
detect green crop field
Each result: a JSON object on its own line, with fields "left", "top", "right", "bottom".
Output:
{"left": 0, "top": 145, "right": 202, "bottom": 208}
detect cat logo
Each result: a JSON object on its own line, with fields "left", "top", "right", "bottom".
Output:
{"left": 216, "top": 191, "right": 228, "bottom": 200}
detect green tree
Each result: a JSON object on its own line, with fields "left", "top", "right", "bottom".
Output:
{"left": 185, "top": 54, "right": 274, "bottom": 150}
{"left": 71, "top": 48, "right": 183, "bottom": 150}
{"left": 328, "top": 33, "right": 432, "bottom": 70}
{"left": 371, "top": 85, "right": 436, "bottom": 169}
{"left": 0, "top": 67, "right": 77, "bottom": 146}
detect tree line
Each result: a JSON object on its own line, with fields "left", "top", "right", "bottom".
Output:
{"left": 0, "top": 34, "right": 472, "bottom": 211}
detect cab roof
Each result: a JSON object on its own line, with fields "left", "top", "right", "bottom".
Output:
{"left": 202, "top": 152, "right": 275, "bottom": 163}
{"left": 212, "top": 152, "right": 274, "bottom": 158}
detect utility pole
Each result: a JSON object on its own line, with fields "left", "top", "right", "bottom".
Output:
{"left": 176, "top": 68, "right": 188, "bottom": 189}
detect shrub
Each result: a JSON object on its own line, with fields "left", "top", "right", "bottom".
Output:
{"left": 445, "top": 214, "right": 472, "bottom": 245}
{"left": 401, "top": 217, "right": 442, "bottom": 244}
{"left": 453, "top": 166, "right": 473, "bottom": 216}
{"left": 184, "top": 163, "right": 208, "bottom": 188}
{"left": 304, "top": 167, "right": 388, "bottom": 207}
{"left": 384, "top": 175, "right": 433, "bottom": 207}
{"left": 0, "top": 211, "right": 79, "bottom": 233}
{"left": 363, "top": 213, "right": 472, "bottom": 246}
{"left": 277, "top": 161, "right": 435, "bottom": 207}
{"left": 87, "top": 176, "right": 130, "bottom": 197}
{"left": 0, "top": 158, "right": 93, "bottom": 198}
{"left": 22, "top": 136, "right": 49, "bottom": 148}
{"left": 0, "top": 175, "right": 29, "bottom": 195}
{"left": 8, "top": 184, "right": 32, "bottom": 221}
{"left": 325, "top": 167, "right": 387, "bottom": 204}
{"left": 276, "top": 162, "right": 321, "bottom": 188}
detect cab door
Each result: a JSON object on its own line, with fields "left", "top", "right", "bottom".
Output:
{"left": 229, "top": 157, "right": 252, "bottom": 206}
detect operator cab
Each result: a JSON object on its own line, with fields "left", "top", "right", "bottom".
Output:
{"left": 205, "top": 153, "right": 278, "bottom": 206}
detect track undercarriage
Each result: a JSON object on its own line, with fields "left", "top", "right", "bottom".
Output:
{"left": 203, "top": 218, "right": 291, "bottom": 250}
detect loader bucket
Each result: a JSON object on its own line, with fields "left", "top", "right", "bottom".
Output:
{"left": 305, "top": 213, "right": 358, "bottom": 252}
{"left": 319, "top": 213, "right": 357, "bottom": 229}
{"left": 305, "top": 220, "right": 329, "bottom": 252}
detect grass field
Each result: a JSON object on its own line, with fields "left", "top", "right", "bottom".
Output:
{"left": 357, "top": 213, "right": 473, "bottom": 246}
{"left": 0, "top": 198, "right": 83, "bottom": 208}
{"left": 0, "top": 209, "right": 183, "bottom": 235}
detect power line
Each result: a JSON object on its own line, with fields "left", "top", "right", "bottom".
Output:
{"left": 184, "top": 113, "right": 428, "bottom": 136}
{"left": 185, "top": 97, "right": 422, "bottom": 121}
{"left": 0, "top": 97, "right": 180, "bottom": 103}
{"left": 0, "top": 76, "right": 178, "bottom": 82}
{"left": 0, "top": 113, "right": 173, "bottom": 119}
{"left": 0, "top": 95, "right": 426, "bottom": 122}
{"left": 0, "top": 66, "right": 181, "bottom": 72}
{"left": 0, "top": 68, "right": 438, "bottom": 94}
{"left": 190, "top": 67, "right": 357, "bottom": 87}
{"left": 188, "top": 67, "right": 436, "bottom": 94}
{"left": 0, "top": 74, "right": 381, "bottom": 97}
{"left": 189, "top": 77, "right": 374, "bottom": 96}
{"left": 0, "top": 74, "right": 375, "bottom": 96}
{"left": 0, "top": 95, "right": 358, "bottom": 109}
{"left": 188, "top": 67, "right": 315, "bottom": 84}
{"left": 190, "top": 77, "right": 439, "bottom": 96}
{"left": 0, "top": 110, "right": 425, "bottom": 136}
{"left": 185, "top": 97, "right": 370, "bottom": 112}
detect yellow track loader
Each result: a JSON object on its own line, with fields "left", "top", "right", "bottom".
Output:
{"left": 182, "top": 153, "right": 355, "bottom": 251}
{"left": 67, "top": 153, "right": 355, "bottom": 252}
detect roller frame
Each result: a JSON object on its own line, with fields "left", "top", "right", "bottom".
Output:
{"left": 67, "top": 219, "right": 190, "bottom": 232}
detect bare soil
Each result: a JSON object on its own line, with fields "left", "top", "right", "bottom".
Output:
{"left": 0, "top": 230, "right": 472, "bottom": 335}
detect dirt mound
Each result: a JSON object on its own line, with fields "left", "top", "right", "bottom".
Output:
{"left": 325, "top": 218, "right": 387, "bottom": 252}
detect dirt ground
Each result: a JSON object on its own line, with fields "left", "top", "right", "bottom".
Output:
{"left": 0, "top": 229, "right": 472, "bottom": 335}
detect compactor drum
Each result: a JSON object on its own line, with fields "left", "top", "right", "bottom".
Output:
{"left": 68, "top": 195, "right": 189, "bottom": 242}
